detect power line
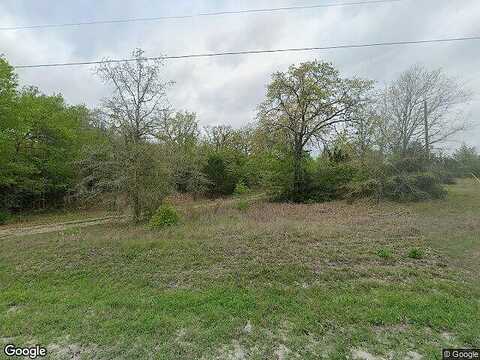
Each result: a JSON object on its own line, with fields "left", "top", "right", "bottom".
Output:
{"left": 0, "top": 0, "right": 402, "bottom": 31}
{"left": 13, "top": 36, "right": 480, "bottom": 69}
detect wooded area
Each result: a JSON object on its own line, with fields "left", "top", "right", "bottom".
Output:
{"left": 1, "top": 50, "right": 479, "bottom": 224}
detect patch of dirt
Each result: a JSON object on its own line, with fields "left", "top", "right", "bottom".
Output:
{"left": 274, "top": 344, "right": 290, "bottom": 360}
{"left": 0, "top": 337, "right": 15, "bottom": 343}
{"left": 231, "top": 340, "right": 246, "bottom": 360}
{"left": 406, "top": 351, "right": 423, "bottom": 360}
{"left": 48, "top": 341, "right": 98, "bottom": 360}
{"left": 243, "top": 321, "right": 252, "bottom": 334}
{"left": 441, "top": 331, "right": 455, "bottom": 343}
{"left": 351, "top": 349, "right": 385, "bottom": 360}
{"left": 6, "top": 305, "right": 21, "bottom": 314}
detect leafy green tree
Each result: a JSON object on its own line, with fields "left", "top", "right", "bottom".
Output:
{"left": 0, "top": 56, "right": 17, "bottom": 124}
{"left": 203, "top": 152, "right": 238, "bottom": 196}
{"left": 258, "top": 60, "right": 373, "bottom": 201}
{"left": 0, "top": 83, "right": 95, "bottom": 210}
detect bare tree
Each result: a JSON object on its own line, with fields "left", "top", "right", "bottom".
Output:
{"left": 94, "top": 49, "right": 173, "bottom": 221}
{"left": 257, "top": 60, "right": 373, "bottom": 197}
{"left": 97, "top": 48, "right": 172, "bottom": 143}
{"left": 379, "top": 64, "right": 471, "bottom": 157}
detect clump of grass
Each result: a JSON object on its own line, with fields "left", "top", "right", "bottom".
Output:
{"left": 235, "top": 199, "right": 250, "bottom": 211}
{"left": 407, "top": 248, "right": 424, "bottom": 259}
{"left": 149, "top": 204, "right": 180, "bottom": 229}
{"left": 377, "top": 248, "right": 393, "bottom": 259}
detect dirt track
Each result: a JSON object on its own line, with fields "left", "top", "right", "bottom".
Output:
{"left": 0, "top": 194, "right": 267, "bottom": 239}
{"left": 0, "top": 215, "right": 126, "bottom": 239}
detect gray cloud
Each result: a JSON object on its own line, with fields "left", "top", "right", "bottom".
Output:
{"left": 1, "top": 0, "right": 479, "bottom": 148}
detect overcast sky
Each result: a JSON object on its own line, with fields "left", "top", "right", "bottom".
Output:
{"left": 1, "top": 0, "right": 479, "bottom": 149}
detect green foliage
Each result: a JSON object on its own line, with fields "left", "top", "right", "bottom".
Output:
{"left": 0, "top": 80, "right": 98, "bottom": 210}
{"left": 377, "top": 248, "right": 393, "bottom": 259}
{"left": 0, "top": 210, "right": 10, "bottom": 225}
{"left": 149, "top": 204, "right": 180, "bottom": 229}
{"left": 78, "top": 141, "right": 171, "bottom": 220}
{"left": 262, "top": 152, "right": 310, "bottom": 202}
{"left": 453, "top": 145, "right": 480, "bottom": 177}
{"left": 310, "top": 160, "right": 357, "bottom": 201}
{"left": 258, "top": 60, "right": 373, "bottom": 202}
{"left": 345, "top": 179, "right": 382, "bottom": 202}
{"left": 203, "top": 152, "right": 246, "bottom": 196}
{"left": 383, "top": 173, "right": 446, "bottom": 202}
{"left": 233, "top": 181, "right": 250, "bottom": 196}
{"left": 407, "top": 248, "right": 424, "bottom": 259}
{"left": 235, "top": 199, "right": 250, "bottom": 211}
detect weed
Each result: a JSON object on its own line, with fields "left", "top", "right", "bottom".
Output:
{"left": 407, "top": 248, "right": 424, "bottom": 259}
{"left": 377, "top": 248, "right": 393, "bottom": 259}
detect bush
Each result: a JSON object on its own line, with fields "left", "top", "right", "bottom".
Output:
{"left": 235, "top": 199, "right": 250, "bottom": 211}
{"left": 0, "top": 210, "right": 10, "bottom": 225}
{"left": 407, "top": 248, "right": 424, "bottom": 259}
{"left": 345, "top": 179, "right": 382, "bottom": 202}
{"left": 383, "top": 173, "right": 446, "bottom": 202}
{"left": 309, "top": 162, "right": 357, "bottom": 201}
{"left": 149, "top": 204, "right": 180, "bottom": 229}
{"left": 234, "top": 181, "right": 250, "bottom": 196}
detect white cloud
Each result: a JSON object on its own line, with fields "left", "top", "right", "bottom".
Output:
{"left": 1, "top": 0, "right": 479, "bottom": 148}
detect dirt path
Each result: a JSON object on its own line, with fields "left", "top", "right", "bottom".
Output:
{"left": 0, "top": 215, "right": 127, "bottom": 239}
{"left": 0, "top": 193, "right": 267, "bottom": 239}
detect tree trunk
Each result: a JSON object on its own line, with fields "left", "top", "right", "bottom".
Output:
{"left": 424, "top": 99, "right": 430, "bottom": 160}
{"left": 292, "top": 143, "right": 304, "bottom": 200}
{"left": 132, "top": 192, "right": 141, "bottom": 223}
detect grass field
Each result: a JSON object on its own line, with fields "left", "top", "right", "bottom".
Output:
{"left": 0, "top": 180, "right": 479, "bottom": 359}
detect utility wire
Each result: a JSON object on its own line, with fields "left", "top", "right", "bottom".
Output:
{"left": 13, "top": 36, "right": 480, "bottom": 69}
{"left": 0, "top": 0, "right": 402, "bottom": 31}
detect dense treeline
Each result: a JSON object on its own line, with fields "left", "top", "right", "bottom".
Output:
{"left": 0, "top": 57, "right": 102, "bottom": 213}
{"left": 0, "top": 51, "right": 478, "bottom": 222}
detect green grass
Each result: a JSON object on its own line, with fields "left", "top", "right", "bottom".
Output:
{"left": 0, "top": 179, "right": 479, "bottom": 359}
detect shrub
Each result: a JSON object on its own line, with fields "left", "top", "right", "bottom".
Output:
{"left": 310, "top": 162, "right": 357, "bottom": 201}
{"left": 345, "top": 179, "right": 382, "bottom": 202}
{"left": 235, "top": 199, "right": 250, "bottom": 211}
{"left": 383, "top": 175, "right": 424, "bottom": 202}
{"left": 407, "top": 248, "right": 424, "bottom": 259}
{"left": 149, "top": 204, "right": 180, "bottom": 229}
{"left": 234, "top": 181, "right": 250, "bottom": 196}
{"left": 0, "top": 210, "right": 10, "bottom": 225}
{"left": 383, "top": 173, "right": 446, "bottom": 202}
{"left": 377, "top": 248, "right": 393, "bottom": 259}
